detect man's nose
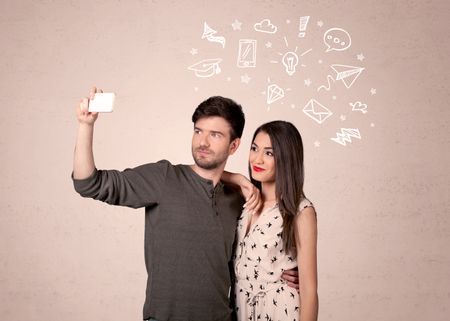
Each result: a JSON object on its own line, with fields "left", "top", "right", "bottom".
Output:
{"left": 199, "top": 134, "right": 210, "bottom": 147}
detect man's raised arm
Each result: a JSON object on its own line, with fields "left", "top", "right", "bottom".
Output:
{"left": 73, "top": 87, "right": 101, "bottom": 179}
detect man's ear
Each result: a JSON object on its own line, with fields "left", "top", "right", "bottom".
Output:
{"left": 228, "top": 138, "right": 241, "bottom": 155}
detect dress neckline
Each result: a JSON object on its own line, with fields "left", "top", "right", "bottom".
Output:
{"left": 243, "top": 203, "right": 278, "bottom": 238}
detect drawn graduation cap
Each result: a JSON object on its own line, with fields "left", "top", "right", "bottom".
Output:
{"left": 188, "top": 58, "right": 222, "bottom": 78}
{"left": 331, "top": 64, "right": 365, "bottom": 88}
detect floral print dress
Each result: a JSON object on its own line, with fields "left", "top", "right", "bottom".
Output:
{"left": 233, "top": 198, "right": 314, "bottom": 321}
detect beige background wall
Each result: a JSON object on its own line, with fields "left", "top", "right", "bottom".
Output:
{"left": 1, "top": 0, "right": 449, "bottom": 320}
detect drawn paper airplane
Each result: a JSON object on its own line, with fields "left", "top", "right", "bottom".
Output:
{"left": 331, "top": 64, "right": 364, "bottom": 88}
{"left": 202, "top": 22, "right": 226, "bottom": 48}
{"left": 331, "top": 128, "right": 361, "bottom": 146}
{"left": 188, "top": 58, "right": 222, "bottom": 78}
{"left": 267, "top": 84, "right": 284, "bottom": 104}
{"left": 317, "top": 75, "right": 334, "bottom": 92}
{"left": 303, "top": 99, "right": 333, "bottom": 124}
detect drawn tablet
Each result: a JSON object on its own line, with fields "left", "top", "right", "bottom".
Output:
{"left": 237, "top": 39, "right": 257, "bottom": 68}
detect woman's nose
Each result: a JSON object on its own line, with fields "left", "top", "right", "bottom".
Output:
{"left": 253, "top": 151, "right": 264, "bottom": 164}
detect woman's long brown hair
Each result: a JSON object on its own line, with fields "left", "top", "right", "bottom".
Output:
{"left": 249, "top": 121, "right": 305, "bottom": 256}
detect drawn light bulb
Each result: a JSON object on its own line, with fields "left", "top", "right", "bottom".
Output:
{"left": 282, "top": 51, "right": 299, "bottom": 76}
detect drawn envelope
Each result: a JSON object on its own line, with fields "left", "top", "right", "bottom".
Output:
{"left": 188, "top": 58, "right": 222, "bottom": 78}
{"left": 302, "top": 99, "right": 333, "bottom": 124}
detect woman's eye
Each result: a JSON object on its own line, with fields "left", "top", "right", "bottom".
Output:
{"left": 250, "top": 146, "right": 257, "bottom": 151}
{"left": 266, "top": 151, "right": 274, "bottom": 157}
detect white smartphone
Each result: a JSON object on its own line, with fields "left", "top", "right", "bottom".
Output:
{"left": 88, "top": 93, "right": 116, "bottom": 112}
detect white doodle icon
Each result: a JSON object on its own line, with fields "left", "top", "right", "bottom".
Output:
{"left": 267, "top": 84, "right": 285, "bottom": 104}
{"left": 231, "top": 19, "right": 242, "bottom": 31}
{"left": 331, "top": 64, "right": 364, "bottom": 88}
{"left": 298, "top": 16, "right": 310, "bottom": 37}
{"left": 202, "top": 22, "right": 226, "bottom": 48}
{"left": 350, "top": 101, "right": 368, "bottom": 114}
{"left": 188, "top": 58, "right": 222, "bottom": 78}
{"left": 237, "top": 39, "right": 257, "bottom": 68}
{"left": 271, "top": 36, "right": 312, "bottom": 76}
{"left": 241, "top": 73, "right": 251, "bottom": 84}
{"left": 318, "top": 64, "right": 364, "bottom": 91}
{"left": 303, "top": 99, "right": 333, "bottom": 124}
{"left": 317, "top": 75, "right": 334, "bottom": 92}
{"left": 282, "top": 51, "right": 299, "bottom": 76}
{"left": 331, "top": 128, "right": 361, "bottom": 146}
{"left": 323, "top": 28, "right": 351, "bottom": 52}
{"left": 254, "top": 19, "right": 278, "bottom": 34}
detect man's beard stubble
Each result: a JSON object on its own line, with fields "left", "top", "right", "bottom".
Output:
{"left": 192, "top": 147, "right": 228, "bottom": 170}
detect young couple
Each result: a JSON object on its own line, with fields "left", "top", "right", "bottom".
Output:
{"left": 72, "top": 87, "right": 318, "bottom": 321}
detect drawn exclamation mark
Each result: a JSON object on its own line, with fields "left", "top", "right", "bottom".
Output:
{"left": 298, "top": 16, "right": 310, "bottom": 38}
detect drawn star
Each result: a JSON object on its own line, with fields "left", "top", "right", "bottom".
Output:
{"left": 317, "top": 20, "right": 324, "bottom": 27}
{"left": 370, "top": 123, "right": 375, "bottom": 127}
{"left": 226, "top": 77, "right": 232, "bottom": 82}
{"left": 290, "top": 104, "right": 296, "bottom": 109}
{"left": 194, "top": 87, "right": 199, "bottom": 92}
{"left": 332, "top": 95, "right": 337, "bottom": 100}
{"left": 304, "top": 78, "right": 312, "bottom": 87}
{"left": 357, "top": 53, "right": 365, "bottom": 61}
{"left": 190, "top": 48, "right": 198, "bottom": 55}
{"left": 241, "top": 74, "right": 251, "bottom": 84}
{"left": 286, "top": 19, "right": 291, "bottom": 24}
{"left": 370, "top": 88, "right": 377, "bottom": 95}
{"left": 318, "top": 59, "right": 323, "bottom": 64}
{"left": 340, "top": 114, "right": 346, "bottom": 121}
{"left": 231, "top": 19, "right": 242, "bottom": 31}
{"left": 265, "top": 41, "right": 272, "bottom": 48}
{"left": 314, "top": 141, "right": 321, "bottom": 147}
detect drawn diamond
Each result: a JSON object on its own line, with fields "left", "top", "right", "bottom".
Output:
{"left": 267, "top": 84, "right": 284, "bottom": 104}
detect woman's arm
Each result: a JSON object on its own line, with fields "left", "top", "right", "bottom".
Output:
{"left": 295, "top": 206, "right": 319, "bottom": 321}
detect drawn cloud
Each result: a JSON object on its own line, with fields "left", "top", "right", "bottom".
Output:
{"left": 254, "top": 19, "right": 278, "bottom": 34}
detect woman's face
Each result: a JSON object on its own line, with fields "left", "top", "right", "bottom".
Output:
{"left": 249, "top": 131, "right": 276, "bottom": 183}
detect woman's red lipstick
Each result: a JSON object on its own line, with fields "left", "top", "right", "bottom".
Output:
{"left": 252, "top": 165, "right": 265, "bottom": 172}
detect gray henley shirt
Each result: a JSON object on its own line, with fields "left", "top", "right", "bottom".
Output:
{"left": 72, "top": 160, "right": 244, "bottom": 321}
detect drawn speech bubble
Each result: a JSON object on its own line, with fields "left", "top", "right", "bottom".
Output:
{"left": 323, "top": 28, "right": 351, "bottom": 52}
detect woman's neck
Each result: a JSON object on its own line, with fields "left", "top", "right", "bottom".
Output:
{"left": 261, "top": 181, "right": 276, "bottom": 203}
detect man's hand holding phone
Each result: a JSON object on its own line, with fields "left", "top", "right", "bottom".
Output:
{"left": 76, "top": 86, "right": 116, "bottom": 126}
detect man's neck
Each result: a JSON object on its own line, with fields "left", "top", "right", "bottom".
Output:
{"left": 190, "top": 164, "right": 226, "bottom": 186}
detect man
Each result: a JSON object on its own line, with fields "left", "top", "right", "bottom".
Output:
{"left": 72, "top": 87, "right": 296, "bottom": 321}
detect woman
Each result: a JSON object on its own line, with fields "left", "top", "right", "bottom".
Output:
{"left": 227, "top": 121, "right": 318, "bottom": 321}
